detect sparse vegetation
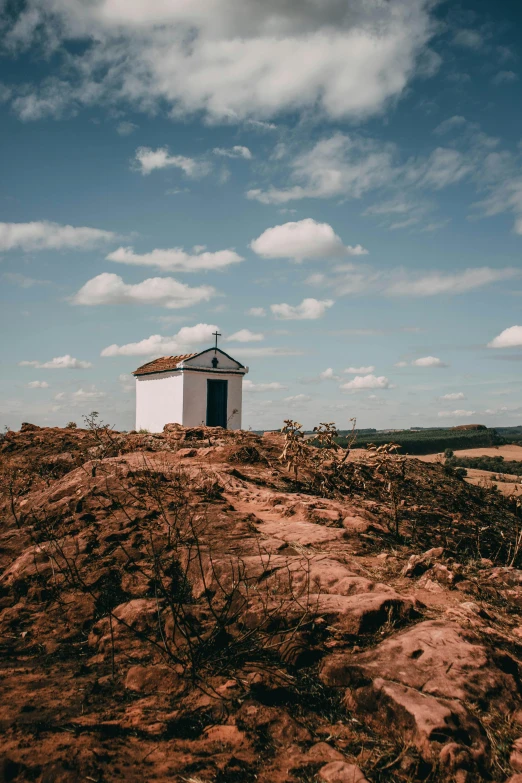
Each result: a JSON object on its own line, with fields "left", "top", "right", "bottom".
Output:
{"left": 2, "top": 420, "right": 522, "bottom": 782}
{"left": 338, "top": 426, "right": 503, "bottom": 455}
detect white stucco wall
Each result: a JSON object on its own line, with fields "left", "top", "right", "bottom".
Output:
{"left": 135, "top": 371, "right": 183, "bottom": 432}
{"left": 182, "top": 370, "right": 243, "bottom": 429}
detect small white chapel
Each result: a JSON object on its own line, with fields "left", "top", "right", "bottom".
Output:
{"left": 133, "top": 335, "right": 249, "bottom": 433}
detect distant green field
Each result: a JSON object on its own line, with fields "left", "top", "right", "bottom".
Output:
{"left": 335, "top": 427, "right": 503, "bottom": 455}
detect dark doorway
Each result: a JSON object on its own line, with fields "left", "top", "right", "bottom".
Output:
{"left": 206, "top": 379, "right": 228, "bottom": 428}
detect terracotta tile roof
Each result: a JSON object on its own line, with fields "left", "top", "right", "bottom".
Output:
{"left": 133, "top": 353, "right": 197, "bottom": 376}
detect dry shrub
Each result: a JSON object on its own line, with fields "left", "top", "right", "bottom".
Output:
{"left": 7, "top": 454, "right": 319, "bottom": 691}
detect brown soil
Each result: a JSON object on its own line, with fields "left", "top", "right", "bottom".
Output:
{"left": 2, "top": 423, "right": 522, "bottom": 783}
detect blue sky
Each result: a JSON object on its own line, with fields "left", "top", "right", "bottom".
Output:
{"left": 1, "top": 0, "right": 521, "bottom": 432}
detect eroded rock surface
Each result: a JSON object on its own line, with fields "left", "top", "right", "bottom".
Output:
{"left": 1, "top": 423, "right": 522, "bottom": 782}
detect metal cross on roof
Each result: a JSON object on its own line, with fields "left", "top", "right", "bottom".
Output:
{"left": 212, "top": 330, "right": 221, "bottom": 352}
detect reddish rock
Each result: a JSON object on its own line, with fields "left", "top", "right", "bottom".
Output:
{"left": 306, "top": 742, "right": 345, "bottom": 763}
{"left": 124, "top": 664, "right": 181, "bottom": 695}
{"left": 318, "top": 761, "right": 369, "bottom": 782}
{"left": 510, "top": 738, "right": 522, "bottom": 772}
{"left": 402, "top": 547, "right": 445, "bottom": 577}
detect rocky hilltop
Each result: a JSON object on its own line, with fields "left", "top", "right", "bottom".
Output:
{"left": 2, "top": 422, "right": 522, "bottom": 783}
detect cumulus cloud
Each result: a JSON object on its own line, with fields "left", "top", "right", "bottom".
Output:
{"left": 225, "top": 329, "right": 264, "bottom": 343}
{"left": 440, "top": 392, "right": 465, "bottom": 400}
{"left": 107, "top": 245, "right": 243, "bottom": 272}
{"left": 411, "top": 356, "right": 447, "bottom": 368}
{"left": 19, "top": 355, "right": 92, "bottom": 369}
{"left": 134, "top": 147, "right": 210, "bottom": 177}
{"left": 270, "top": 298, "right": 334, "bottom": 320}
{"left": 437, "top": 409, "right": 475, "bottom": 418}
{"left": 340, "top": 374, "right": 390, "bottom": 391}
{"left": 250, "top": 218, "right": 368, "bottom": 261}
{"left": 345, "top": 365, "right": 375, "bottom": 374}
{"left": 243, "top": 380, "right": 288, "bottom": 393}
{"left": 101, "top": 323, "right": 218, "bottom": 357}
{"left": 5, "top": 0, "right": 436, "bottom": 124}
{"left": 488, "top": 325, "right": 522, "bottom": 349}
{"left": 319, "top": 368, "right": 340, "bottom": 380}
{"left": 213, "top": 146, "right": 252, "bottom": 159}
{"left": 27, "top": 380, "right": 49, "bottom": 388}
{"left": 72, "top": 273, "right": 215, "bottom": 309}
{"left": 246, "top": 307, "right": 266, "bottom": 317}
{"left": 0, "top": 221, "right": 117, "bottom": 252}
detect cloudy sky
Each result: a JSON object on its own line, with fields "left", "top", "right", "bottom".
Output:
{"left": 1, "top": 0, "right": 521, "bottom": 432}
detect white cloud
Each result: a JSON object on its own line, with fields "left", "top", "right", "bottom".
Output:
{"left": 386, "top": 268, "right": 518, "bottom": 296}
{"left": 440, "top": 392, "right": 465, "bottom": 400}
{"left": 418, "top": 147, "right": 472, "bottom": 190}
{"left": 319, "top": 368, "right": 340, "bottom": 380}
{"left": 309, "top": 265, "right": 518, "bottom": 298}
{"left": 345, "top": 365, "right": 375, "bottom": 374}
{"left": 117, "top": 120, "right": 138, "bottom": 135}
{"left": 283, "top": 394, "right": 311, "bottom": 403}
{"left": 107, "top": 245, "right": 243, "bottom": 272}
{"left": 72, "top": 273, "right": 215, "bottom": 309}
{"left": 225, "top": 329, "right": 264, "bottom": 343}
{"left": 243, "top": 380, "right": 288, "bottom": 393}
{"left": 247, "top": 133, "right": 397, "bottom": 204}
{"left": 247, "top": 124, "right": 510, "bottom": 220}
{"left": 0, "top": 221, "right": 117, "bottom": 252}
{"left": 213, "top": 145, "right": 252, "bottom": 159}
{"left": 394, "top": 361, "right": 408, "bottom": 367}
{"left": 452, "top": 29, "right": 484, "bottom": 50}
{"left": 27, "top": 380, "right": 49, "bottom": 388}
{"left": 250, "top": 218, "right": 368, "bottom": 261}
{"left": 488, "top": 325, "right": 522, "bottom": 349}
{"left": 491, "top": 71, "right": 518, "bottom": 86}
{"left": 341, "top": 374, "right": 390, "bottom": 391}
{"left": 73, "top": 387, "right": 106, "bottom": 401}
{"left": 270, "top": 298, "right": 334, "bottom": 320}
{"left": 411, "top": 356, "right": 447, "bottom": 368}
{"left": 246, "top": 307, "right": 266, "bottom": 317}
{"left": 473, "top": 175, "right": 522, "bottom": 236}
{"left": 19, "top": 355, "right": 92, "bottom": 369}
{"left": 134, "top": 147, "right": 210, "bottom": 177}
{"left": 433, "top": 116, "right": 466, "bottom": 136}
{"left": 119, "top": 373, "right": 134, "bottom": 392}
{"left": 437, "top": 409, "right": 476, "bottom": 418}
{"left": 101, "top": 322, "right": 218, "bottom": 356}
{"left": 6, "top": 0, "right": 436, "bottom": 124}
{"left": 3, "top": 272, "right": 51, "bottom": 287}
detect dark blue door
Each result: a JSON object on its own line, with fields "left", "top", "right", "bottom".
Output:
{"left": 206, "top": 379, "right": 228, "bottom": 427}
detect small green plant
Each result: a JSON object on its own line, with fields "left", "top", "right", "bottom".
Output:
{"left": 65, "top": 421, "right": 77, "bottom": 429}
{"left": 137, "top": 428, "right": 150, "bottom": 434}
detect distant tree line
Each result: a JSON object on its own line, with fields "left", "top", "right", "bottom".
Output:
{"left": 335, "top": 427, "right": 503, "bottom": 455}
